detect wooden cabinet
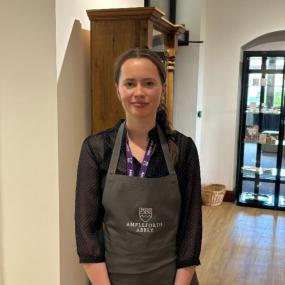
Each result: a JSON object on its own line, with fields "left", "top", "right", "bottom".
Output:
{"left": 87, "top": 7, "right": 185, "bottom": 134}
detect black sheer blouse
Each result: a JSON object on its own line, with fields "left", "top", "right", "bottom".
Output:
{"left": 75, "top": 120, "right": 202, "bottom": 268}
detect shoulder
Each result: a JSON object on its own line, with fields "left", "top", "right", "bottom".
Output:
{"left": 168, "top": 129, "right": 200, "bottom": 171}
{"left": 85, "top": 124, "right": 117, "bottom": 147}
{"left": 82, "top": 120, "right": 123, "bottom": 162}
{"left": 170, "top": 130, "right": 197, "bottom": 153}
{"left": 170, "top": 131, "right": 200, "bottom": 185}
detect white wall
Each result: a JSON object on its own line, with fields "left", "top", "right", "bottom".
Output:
{"left": 0, "top": 0, "right": 59, "bottom": 284}
{"left": 247, "top": 41, "right": 285, "bottom": 51}
{"left": 200, "top": 0, "right": 285, "bottom": 189}
{"left": 57, "top": 20, "right": 91, "bottom": 285}
{"left": 174, "top": 0, "right": 205, "bottom": 141}
{"left": 56, "top": 0, "right": 144, "bottom": 78}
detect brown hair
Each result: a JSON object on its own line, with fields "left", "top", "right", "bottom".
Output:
{"left": 114, "top": 48, "right": 178, "bottom": 164}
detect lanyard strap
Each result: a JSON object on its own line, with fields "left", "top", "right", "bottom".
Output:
{"left": 126, "top": 139, "right": 154, "bottom": 178}
{"left": 107, "top": 122, "right": 176, "bottom": 176}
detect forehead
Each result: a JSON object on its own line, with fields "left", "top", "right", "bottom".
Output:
{"left": 120, "top": 58, "right": 160, "bottom": 78}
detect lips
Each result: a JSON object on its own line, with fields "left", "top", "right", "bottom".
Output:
{"left": 131, "top": 102, "right": 149, "bottom": 108}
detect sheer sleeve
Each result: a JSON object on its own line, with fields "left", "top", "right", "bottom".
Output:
{"left": 176, "top": 137, "right": 202, "bottom": 268}
{"left": 75, "top": 137, "right": 105, "bottom": 263}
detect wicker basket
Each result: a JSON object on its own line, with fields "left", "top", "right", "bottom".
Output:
{"left": 202, "top": 184, "right": 226, "bottom": 206}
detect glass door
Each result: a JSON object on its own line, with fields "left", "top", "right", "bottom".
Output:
{"left": 237, "top": 51, "right": 285, "bottom": 209}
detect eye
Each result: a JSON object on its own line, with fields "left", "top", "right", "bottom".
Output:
{"left": 124, "top": 81, "right": 135, "bottom": 88}
{"left": 144, "top": 81, "right": 156, "bottom": 88}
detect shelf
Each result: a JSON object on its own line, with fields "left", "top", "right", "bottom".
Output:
{"left": 245, "top": 110, "right": 281, "bottom": 115}
{"left": 239, "top": 193, "right": 285, "bottom": 208}
{"left": 242, "top": 166, "right": 285, "bottom": 181}
{"left": 243, "top": 140, "right": 282, "bottom": 145}
{"left": 244, "top": 129, "right": 280, "bottom": 145}
{"left": 239, "top": 192, "right": 274, "bottom": 206}
{"left": 242, "top": 176, "right": 285, "bottom": 184}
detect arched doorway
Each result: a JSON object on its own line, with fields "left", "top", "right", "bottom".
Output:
{"left": 236, "top": 31, "right": 285, "bottom": 210}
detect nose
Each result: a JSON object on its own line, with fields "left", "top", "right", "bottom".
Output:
{"left": 133, "top": 84, "right": 145, "bottom": 97}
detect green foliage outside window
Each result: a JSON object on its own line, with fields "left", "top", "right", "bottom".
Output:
{"left": 273, "top": 90, "right": 282, "bottom": 107}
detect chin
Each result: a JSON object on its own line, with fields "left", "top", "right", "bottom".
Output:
{"left": 125, "top": 106, "right": 158, "bottom": 120}
{"left": 128, "top": 111, "right": 155, "bottom": 120}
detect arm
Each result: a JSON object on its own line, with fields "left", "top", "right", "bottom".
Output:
{"left": 75, "top": 138, "right": 110, "bottom": 283}
{"left": 83, "top": 263, "right": 111, "bottom": 285}
{"left": 175, "top": 137, "right": 202, "bottom": 280}
{"left": 174, "top": 266, "right": 196, "bottom": 285}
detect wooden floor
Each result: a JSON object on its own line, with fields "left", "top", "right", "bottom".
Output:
{"left": 196, "top": 202, "right": 285, "bottom": 285}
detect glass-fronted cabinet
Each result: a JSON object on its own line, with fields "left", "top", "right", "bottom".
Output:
{"left": 236, "top": 51, "right": 285, "bottom": 210}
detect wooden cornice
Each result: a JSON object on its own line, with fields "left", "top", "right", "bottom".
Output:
{"left": 87, "top": 7, "right": 186, "bottom": 35}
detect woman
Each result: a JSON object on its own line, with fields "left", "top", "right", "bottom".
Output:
{"left": 75, "top": 48, "right": 202, "bottom": 285}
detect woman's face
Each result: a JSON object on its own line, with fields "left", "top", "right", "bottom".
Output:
{"left": 116, "top": 58, "right": 165, "bottom": 121}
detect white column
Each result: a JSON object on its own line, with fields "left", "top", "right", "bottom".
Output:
{"left": 0, "top": 0, "right": 60, "bottom": 284}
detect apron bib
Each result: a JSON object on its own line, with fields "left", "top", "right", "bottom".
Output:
{"left": 102, "top": 122, "right": 181, "bottom": 285}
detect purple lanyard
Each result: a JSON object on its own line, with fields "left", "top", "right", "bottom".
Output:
{"left": 126, "top": 139, "right": 154, "bottom": 178}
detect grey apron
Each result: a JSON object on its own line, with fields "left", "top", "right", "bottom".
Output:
{"left": 86, "top": 122, "right": 199, "bottom": 285}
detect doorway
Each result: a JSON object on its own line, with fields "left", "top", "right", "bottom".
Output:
{"left": 236, "top": 51, "right": 285, "bottom": 209}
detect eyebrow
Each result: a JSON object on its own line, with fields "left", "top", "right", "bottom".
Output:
{"left": 122, "top": 78, "right": 157, "bottom": 81}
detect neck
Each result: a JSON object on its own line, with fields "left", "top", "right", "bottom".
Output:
{"left": 125, "top": 116, "right": 156, "bottom": 141}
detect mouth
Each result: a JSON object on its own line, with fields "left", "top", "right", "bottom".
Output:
{"left": 131, "top": 102, "right": 149, "bottom": 108}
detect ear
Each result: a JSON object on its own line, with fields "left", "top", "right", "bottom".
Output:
{"left": 115, "top": 83, "right": 121, "bottom": 102}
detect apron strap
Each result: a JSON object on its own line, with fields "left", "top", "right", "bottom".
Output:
{"left": 107, "top": 122, "right": 176, "bottom": 176}
{"left": 108, "top": 122, "right": 125, "bottom": 175}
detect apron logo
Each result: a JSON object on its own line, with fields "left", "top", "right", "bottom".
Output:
{"left": 139, "top": 207, "right": 152, "bottom": 222}
{"left": 126, "top": 208, "right": 163, "bottom": 232}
